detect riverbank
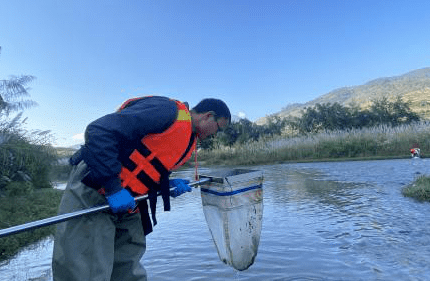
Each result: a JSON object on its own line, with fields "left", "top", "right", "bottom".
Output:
{"left": 0, "top": 188, "right": 63, "bottom": 262}
{"left": 402, "top": 174, "right": 430, "bottom": 202}
{"left": 199, "top": 123, "right": 430, "bottom": 165}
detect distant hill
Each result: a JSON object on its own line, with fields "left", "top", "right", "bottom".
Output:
{"left": 256, "top": 67, "right": 430, "bottom": 125}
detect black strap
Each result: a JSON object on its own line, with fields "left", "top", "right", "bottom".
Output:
{"left": 137, "top": 200, "right": 153, "bottom": 235}
{"left": 174, "top": 133, "right": 196, "bottom": 166}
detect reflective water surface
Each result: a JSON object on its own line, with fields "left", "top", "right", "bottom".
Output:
{"left": 1, "top": 158, "right": 430, "bottom": 280}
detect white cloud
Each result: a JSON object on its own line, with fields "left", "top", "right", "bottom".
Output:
{"left": 237, "top": 111, "right": 246, "bottom": 119}
{"left": 72, "top": 133, "right": 85, "bottom": 141}
{"left": 52, "top": 133, "right": 84, "bottom": 148}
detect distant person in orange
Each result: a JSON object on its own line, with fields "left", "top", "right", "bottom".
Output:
{"left": 410, "top": 148, "right": 421, "bottom": 158}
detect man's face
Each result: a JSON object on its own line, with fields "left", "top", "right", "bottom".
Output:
{"left": 196, "top": 113, "right": 229, "bottom": 140}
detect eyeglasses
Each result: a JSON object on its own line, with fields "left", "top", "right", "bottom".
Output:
{"left": 215, "top": 120, "right": 221, "bottom": 132}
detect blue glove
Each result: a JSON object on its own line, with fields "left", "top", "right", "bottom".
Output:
{"left": 106, "top": 189, "right": 136, "bottom": 213}
{"left": 169, "top": 179, "right": 192, "bottom": 197}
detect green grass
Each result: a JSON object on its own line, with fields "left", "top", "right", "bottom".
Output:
{"left": 0, "top": 188, "right": 63, "bottom": 262}
{"left": 402, "top": 175, "right": 430, "bottom": 202}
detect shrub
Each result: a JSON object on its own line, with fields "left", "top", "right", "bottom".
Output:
{"left": 4, "top": 181, "right": 33, "bottom": 196}
{"left": 402, "top": 175, "right": 430, "bottom": 202}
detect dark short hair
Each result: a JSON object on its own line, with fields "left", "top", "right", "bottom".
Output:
{"left": 192, "top": 98, "right": 231, "bottom": 123}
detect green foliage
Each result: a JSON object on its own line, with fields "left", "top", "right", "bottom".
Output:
{"left": 0, "top": 188, "right": 64, "bottom": 262}
{"left": 0, "top": 48, "right": 38, "bottom": 116}
{"left": 208, "top": 116, "right": 288, "bottom": 148}
{"left": 289, "top": 96, "right": 420, "bottom": 134}
{"left": 0, "top": 75, "right": 38, "bottom": 116}
{"left": 200, "top": 96, "right": 419, "bottom": 150}
{"left": 368, "top": 96, "right": 420, "bottom": 126}
{"left": 402, "top": 175, "right": 430, "bottom": 202}
{"left": 0, "top": 52, "right": 55, "bottom": 194}
{"left": 0, "top": 116, "right": 56, "bottom": 193}
{"left": 0, "top": 47, "right": 63, "bottom": 261}
{"left": 4, "top": 181, "right": 34, "bottom": 196}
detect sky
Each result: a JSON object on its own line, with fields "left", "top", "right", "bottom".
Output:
{"left": 1, "top": 0, "right": 429, "bottom": 147}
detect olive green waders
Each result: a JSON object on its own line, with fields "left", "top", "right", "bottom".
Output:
{"left": 52, "top": 161, "right": 147, "bottom": 281}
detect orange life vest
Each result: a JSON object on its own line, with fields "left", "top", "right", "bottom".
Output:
{"left": 118, "top": 98, "right": 196, "bottom": 195}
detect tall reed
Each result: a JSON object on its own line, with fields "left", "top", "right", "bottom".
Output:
{"left": 198, "top": 122, "right": 430, "bottom": 165}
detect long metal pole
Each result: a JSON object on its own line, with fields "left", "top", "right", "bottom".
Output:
{"left": 0, "top": 178, "right": 211, "bottom": 238}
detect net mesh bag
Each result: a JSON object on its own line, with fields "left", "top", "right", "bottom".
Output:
{"left": 200, "top": 169, "right": 263, "bottom": 271}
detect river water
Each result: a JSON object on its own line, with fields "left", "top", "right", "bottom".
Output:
{"left": 1, "top": 158, "right": 430, "bottom": 280}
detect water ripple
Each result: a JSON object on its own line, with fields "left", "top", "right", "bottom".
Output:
{"left": 2, "top": 159, "right": 430, "bottom": 280}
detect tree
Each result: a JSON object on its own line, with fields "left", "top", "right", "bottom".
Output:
{"left": 369, "top": 96, "right": 419, "bottom": 126}
{"left": 0, "top": 47, "right": 38, "bottom": 115}
{"left": 289, "top": 103, "right": 353, "bottom": 134}
{"left": 263, "top": 115, "right": 287, "bottom": 136}
{"left": 0, "top": 47, "right": 54, "bottom": 193}
{"left": 288, "top": 97, "right": 421, "bottom": 135}
{"left": 0, "top": 75, "right": 38, "bottom": 115}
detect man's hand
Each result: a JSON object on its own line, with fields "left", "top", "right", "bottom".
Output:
{"left": 106, "top": 189, "right": 136, "bottom": 213}
{"left": 169, "top": 179, "right": 192, "bottom": 197}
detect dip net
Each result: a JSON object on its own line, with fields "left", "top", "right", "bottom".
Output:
{"left": 200, "top": 169, "right": 264, "bottom": 271}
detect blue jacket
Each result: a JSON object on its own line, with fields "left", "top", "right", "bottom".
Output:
{"left": 79, "top": 96, "right": 178, "bottom": 196}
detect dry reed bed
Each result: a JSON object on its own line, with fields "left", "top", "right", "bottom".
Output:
{"left": 199, "top": 121, "right": 430, "bottom": 165}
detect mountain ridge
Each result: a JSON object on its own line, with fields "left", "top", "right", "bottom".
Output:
{"left": 256, "top": 67, "right": 430, "bottom": 124}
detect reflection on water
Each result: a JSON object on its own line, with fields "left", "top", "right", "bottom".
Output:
{"left": 2, "top": 159, "right": 430, "bottom": 280}
{"left": 0, "top": 238, "right": 53, "bottom": 281}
